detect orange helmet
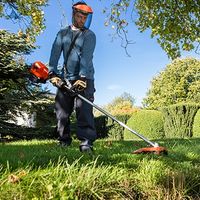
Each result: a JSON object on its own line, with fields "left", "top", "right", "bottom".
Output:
{"left": 72, "top": 1, "right": 93, "bottom": 29}
{"left": 72, "top": 2, "right": 93, "bottom": 14}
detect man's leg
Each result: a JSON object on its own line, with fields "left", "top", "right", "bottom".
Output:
{"left": 55, "top": 89, "right": 74, "bottom": 146}
{"left": 75, "top": 79, "right": 97, "bottom": 151}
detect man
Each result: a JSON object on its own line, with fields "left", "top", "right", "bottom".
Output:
{"left": 48, "top": 1, "right": 97, "bottom": 153}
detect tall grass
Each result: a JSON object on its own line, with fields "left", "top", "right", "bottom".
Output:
{"left": 0, "top": 158, "right": 138, "bottom": 199}
{"left": 0, "top": 138, "right": 200, "bottom": 199}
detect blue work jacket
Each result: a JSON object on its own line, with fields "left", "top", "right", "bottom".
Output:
{"left": 49, "top": 26, "right": 96, "bottom": 80}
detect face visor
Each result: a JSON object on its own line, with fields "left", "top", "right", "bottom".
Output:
{"left": 72, "top": 3, "right": 93, "bottom": 29}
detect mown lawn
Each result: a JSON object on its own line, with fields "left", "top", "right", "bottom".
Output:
{"left": 0, "top": 138, "right": 200, "bottom": 200}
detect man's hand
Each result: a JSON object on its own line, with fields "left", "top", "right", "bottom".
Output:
{"left": 73, "top": 79, "right": 87, "bottom": 92}
{"left": 50, "top": 77, "right": 63, "bottom": 87}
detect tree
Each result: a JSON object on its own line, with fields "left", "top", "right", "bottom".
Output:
{"left": 0, "top": 0, "right": 48, "bottom": 42}
{"left": 0, "top": 29, "right": 49, "bottom": 121}
{"left": 103, "top": 0, "right": 200, "bottom": 59}
{"left": 104, "top": 92, "right": 137, "bottom": 115}
{"left": 110, "top": 92, "right": 135, "bottom": 106}
{"left": 0, "top": 0, "right": 48, "bottom": 121}
{"left": 142, "top": 57, "right": 200, "bottom": 109}
{"left": 0, "top": 30, "right": 34, "bottom": 78}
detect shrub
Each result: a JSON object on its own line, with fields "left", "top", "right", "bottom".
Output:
{"left": 193, "top": 109, "right": 200, "bottom": 137}
{"left": 0, "top": 120, "right": 56, "bottom": 140}
{"left": 94, "top": 115, "right": 109, "bottom": 138}
{"left": 124, "top": 110, "right": 164, "bottom": 140}
{"left": 162, "top": 103, "right": 200, "bottom": 138}
{"left": 36, "top": 104, "right": 56, "bottom": 128}
{"left": 94, "top": 114, "right": 133, "bottom": 140}
{"left": 107, "top": 114, "right": 132, "bottom": 140}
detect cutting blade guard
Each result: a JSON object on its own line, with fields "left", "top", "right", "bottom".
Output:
{"left": 132, "top": 146, "right": 168, "bottom": 155}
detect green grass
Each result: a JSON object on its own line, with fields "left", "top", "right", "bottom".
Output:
{"left": 0, "top": 138, "right": 200, "bottom": 199}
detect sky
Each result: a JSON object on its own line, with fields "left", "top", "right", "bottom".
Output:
{"left": 1, "top": 0, "right": 199, "bottom": 107}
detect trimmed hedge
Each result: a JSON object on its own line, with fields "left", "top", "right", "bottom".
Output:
{"left": 124, "top": 110, "right": 164, "bottom": 140}
{"left": 162, "top": 103, "right": 200, "bottom": 138}
{"left": 193, "top": 109, "right": 200, "bottom": 137}
{"left": 94, "top": 114, "right": 132, "bottom": 140}
{"left": 0, "top": 120, "right": 56, "bottom": 141}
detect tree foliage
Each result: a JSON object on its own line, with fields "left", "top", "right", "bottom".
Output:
{"left": 104, "top": 92, "right": 137, "bottom": 115}
{"left": 0, "top": 29, "right": 46, "bottom": 120}
{"left": 0, "top": 0, "right": 48, "bottom": 42}
{"left": 0, "top": 1, "right": 48, "bottom": 121}
{"left": 0, "top": 30, "right": 34, "bottom": 78}
{"left": 143, "top": 57, "right": 200, "bottom": 109}
{"left": 103, "top": 0, "right": 200, "bottom": 59}
{"left": 135, "top": 0, "right": 200, "bottom": 59}
{"left": 0, "top": 29, "right": 34, "bottom": 95}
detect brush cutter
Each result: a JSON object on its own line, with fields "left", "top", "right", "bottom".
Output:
{"left": 29, "top": 61, "right": 168, "bottom": 155}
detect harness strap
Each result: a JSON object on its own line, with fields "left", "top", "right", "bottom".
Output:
{"left": 63, "top": 28, "right": 83, "bottom": 79}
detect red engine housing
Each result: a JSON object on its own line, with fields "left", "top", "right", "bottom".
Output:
{"left": 30, "top": 61, "right": 49, "bottom": 81}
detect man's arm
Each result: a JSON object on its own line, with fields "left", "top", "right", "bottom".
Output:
{"left": 79, "top": 31, "right": 96, "bottom": 78}
{"left": 48, "top": 30, "right": 63, "bottom": 75}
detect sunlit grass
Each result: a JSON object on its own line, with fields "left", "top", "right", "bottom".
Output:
{"left": 0, "top": 138, "right": 200, "bottom": 199}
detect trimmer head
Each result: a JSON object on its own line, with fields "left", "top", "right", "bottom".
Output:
{"left": 132, "top": 146, "right": 168, "bottom": 155}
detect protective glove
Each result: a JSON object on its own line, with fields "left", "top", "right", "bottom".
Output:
{"left": 48, "top": 71, "right": 62, "bottom": 88}
{"left": 50, "top": 77, "right": 60, "bottom": 85}
{"left": 50, "top": 77, "right": 64, "bottom": 88}
{"left": 73, "top": 78, "right": 87, "bottom": 92}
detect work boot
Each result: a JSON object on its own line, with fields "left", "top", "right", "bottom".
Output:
{"left": 79, "top": 139, "right": 94, "bottom": 154}
{"left": 79, "top": 145, "right": 93, "bottom": 153}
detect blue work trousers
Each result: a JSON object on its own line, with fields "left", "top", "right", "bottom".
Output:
{"left": 55, "top": 79, "right": 97, "bottom": 146}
